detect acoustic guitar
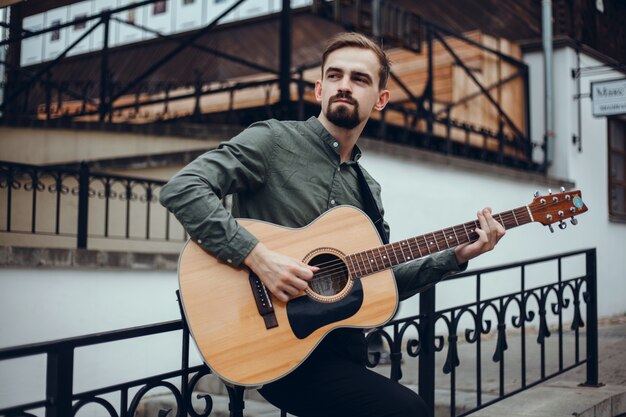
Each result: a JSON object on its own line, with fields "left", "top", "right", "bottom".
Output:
{"left": 177, "top": 190, "right": 588, "bottom": 386}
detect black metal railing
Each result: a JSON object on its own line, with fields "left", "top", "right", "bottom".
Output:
{"left": 0, "top": 160, "right": 185, "bottom": 249}
{"left": 0, "top": 248, "right": 598, "bottom": 417}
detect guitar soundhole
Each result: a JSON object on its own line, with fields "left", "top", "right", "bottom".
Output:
{"left": 307, "top": 252, "right": 350, "bottom": 299}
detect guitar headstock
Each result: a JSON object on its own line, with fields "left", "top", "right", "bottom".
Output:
{"left": 528, "top": 188, "right": 588, "bottom": 232}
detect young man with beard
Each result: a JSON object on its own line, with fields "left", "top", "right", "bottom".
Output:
{"left": 160, "top": 32, "right": 505, "bottom": 417}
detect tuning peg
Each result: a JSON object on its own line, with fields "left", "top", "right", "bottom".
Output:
{"left": 559, "top": 220, "right": 567, "bottom": 230}
{"left": 560, "top": 186, "right": 566, "bottom": 192}
{"left": 570, "top": 217, "right": 578, "bottom": 226}
{"left": 548, "top": 188, "right": 553, "bottom": 195}
{"left": 548, "top": 224, "right": 555, "bottom": 233}
{"left": 534, "top": 190, "right": 540, "bottom": 197}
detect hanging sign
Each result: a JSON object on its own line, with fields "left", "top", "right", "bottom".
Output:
{"left": 591, "top": 78, "right": 626, "bottom": 117}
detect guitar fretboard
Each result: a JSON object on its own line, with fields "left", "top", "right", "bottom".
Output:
{"left": 346, "top": 206, "right": 532, "bottom": 278}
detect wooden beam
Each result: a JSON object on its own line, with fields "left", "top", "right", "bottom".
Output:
{"left": 0, "top": 0, "right": 24, "bottom": 8}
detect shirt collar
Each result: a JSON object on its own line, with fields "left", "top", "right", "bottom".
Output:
{"left": 306, "top": 116, "right": 363, "bottom": 163}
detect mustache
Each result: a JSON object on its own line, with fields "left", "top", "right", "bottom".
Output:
{"left": 330, "top": 93, "right": 357, "bottom": 105}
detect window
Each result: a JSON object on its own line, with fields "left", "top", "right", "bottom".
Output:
{"left": 153, "top": 0, "right": 167, "bottom": 15}
{"left": 609, "top": 117, "right": 626, "bottom": 221}
{"left": 73, "top": 14, "right": 86, "bottom": 30}
{"left": 50, "top": 20, "right": 61, "bottom": 41}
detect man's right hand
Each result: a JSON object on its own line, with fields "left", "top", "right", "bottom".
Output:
{"left": 243, "top": 242, "right": 318, "bottom": 303}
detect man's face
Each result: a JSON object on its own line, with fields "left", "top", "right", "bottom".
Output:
{"left": 316, "top": 47, "right": 389, "bottom": 130}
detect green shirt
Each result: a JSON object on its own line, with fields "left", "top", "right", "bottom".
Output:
{"left": 159, "top": 116, "right": 464, "bottom": 301}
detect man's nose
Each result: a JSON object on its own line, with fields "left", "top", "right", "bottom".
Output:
{"left": 337, "top": 77, "right": 352, "bottom": 92}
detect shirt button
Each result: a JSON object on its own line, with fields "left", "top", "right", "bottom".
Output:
{"left": 333, "top": 142, "right": 339, "bottom": 148}
{"left": 331, "top": 199, "right": 336, "bottom": 205}
{"left": 197, "top": 239, "right": 202, "bottom": 244}
{"left": 227, "top": 259, "right": 233, "bottom": 264}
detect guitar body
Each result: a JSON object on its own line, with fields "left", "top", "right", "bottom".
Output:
{"left": 178, "top": 206, "right": 398, "bottom": 387}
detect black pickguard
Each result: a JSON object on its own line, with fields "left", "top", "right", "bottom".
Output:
{"left": 286, "top": 279, "right": 363, "bottom": 340}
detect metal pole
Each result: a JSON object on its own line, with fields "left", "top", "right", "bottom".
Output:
{"left": 542, "top": 0, "right": 554, "bottom": 169}
{"left": 99, "top": 13, "right": 110, "bottom": 123}
{"left": 45, "top": 347, "right": 74, "bottom": 417}
{"left": 584, "top": 248, "right": 601, "bottom": 386}
{"left": 418, "top": 286, "right": 436, "bottom": 414}
{"left": 279, "top": 0, "right": 292, "bottom": 117}
{"left": 76, "top": 162, "right": 90, "bottom": 249}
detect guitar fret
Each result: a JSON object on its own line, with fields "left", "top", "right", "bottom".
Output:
{"left": 462, "top": 223, "right": 471, "bottom": 241}
{"left": 378, "top": 247, "right": 387, "bottom": 269}
{"left": 391, "top": 243, "right": 401, "bottom": 265}
{"left": 422, "top": 235, "right": 431, "bottom": 254}
{"left": 512, "top": 209, "right": 519, "bottom": 226}
{"left": 414, "top": 237, "right": 423, "bottom": 258}
{"left": 347, "top": 256, "right": 355, "bottom": 277}
{"left": 497, "top": 213, "right": 504, "bottom": 227}
{"left": 367, "top": 250, "right": 376, "bottom": 272}
{"left": 358, "top": 251, "right": 368, "bottom": 274}
{"left": 442, "top": 230, "right": 450, "bottom": 249}
{"left": 432, "top": 232, "right": 440, "bottom": 251}
{"left": 452, "top": 226, "right": 460, "bottom": 245}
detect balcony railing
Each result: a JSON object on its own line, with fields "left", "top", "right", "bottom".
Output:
{"left": 0, "top": 248, "right": 599, "bottom": 417}
{"left": 0, "top": 160, "right": 185, "bottom": 252}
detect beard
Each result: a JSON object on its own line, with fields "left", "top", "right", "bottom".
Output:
{"left": 325, "top": 93, "right": 361, "bottom": 129}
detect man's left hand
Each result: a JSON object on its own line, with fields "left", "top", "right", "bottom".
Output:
{"left": 454, "top": 207, "right": 506, "bottom": 265}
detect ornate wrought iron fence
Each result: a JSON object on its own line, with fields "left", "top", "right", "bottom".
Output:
{"left": 0, "top": 160, "right": 186, "bottom": 249}
{"left": 0, "top": 248, "right": 598, "bottom": 417}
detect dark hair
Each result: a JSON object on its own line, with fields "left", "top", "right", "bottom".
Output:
{"left": 321, "top": 32, "right": 391, "bottom": 90}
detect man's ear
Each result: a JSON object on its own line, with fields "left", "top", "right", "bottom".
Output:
{"left": 314, "top": 80, "right": 323, "bottom": 103}
{"left": 374, "top": 89, "right": 391, "bottom": 111}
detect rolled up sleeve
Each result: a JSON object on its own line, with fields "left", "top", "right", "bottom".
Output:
{"left": 159, "top": 121, "right": 276, "bottom": 266}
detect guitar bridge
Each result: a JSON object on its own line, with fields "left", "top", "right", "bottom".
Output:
{"left": 248, "top": 271, "right": 278, "bottom": 329}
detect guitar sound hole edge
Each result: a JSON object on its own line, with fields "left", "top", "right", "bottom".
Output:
{"left": 303, "top": 248, "right": 352, "bottom": 303}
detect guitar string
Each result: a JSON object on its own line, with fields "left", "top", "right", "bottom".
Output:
{"left": 306, "top": 199, "right": 574, "bottom": 286}
{"left": 307, "top": 209, "right": 530, "bottom": 284}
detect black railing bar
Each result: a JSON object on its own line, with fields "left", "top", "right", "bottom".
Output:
{"left": 433, "top": 276, "right": 586, "bottom": 317}
{"left": 0, "top": 320, "right": 182, "bottom": 360}
{"left": 434, "top": 70, "right": 524, "bottom": 117}
{"left": 73, "top": 364, "right": 206, "bottom": 400}
{"left": 433, "top": 30, "right": 525, "bottom": 140}
{"left": 429, "top": 22, "right": 527, "bottom": 69}
{"left": 110, "top": 0, "right": 248, "bottom": 103}
{"left": 0, "top": 0, "right": 158, "bottom": 46}
{"left": 444, "top": 249, "right": 593, "bottom": 280}
{"left": 0, "top": 229, "right": 78, "bottom": 237}
{"left": 0, "top": 399, "right": 48, "bottom": 416}
{"left": 90, "top": 172, "right": 166, "bottom": 185}
{"left": 0, "top": 20, "right": 102, "bottom": 112}
{"left": 432, "top": 116, "right": 510, "bottom": 141}
{"left": 0, "top": 59, "right": 99, "bottom": 106}
{"left": 389, "top": 71, "right": 422, "bottom": 109}
{"left": 70, "top": 76, "right": 282, "bottom": 118}
{"left": 0, "top": 161, "right": 169, "bottom": 186}
{"left": 456, "top": 360, "right": 588, "bottom": 417}
{"left": 87, "top": 234, "right": 185, "bottom": 243}
{"left": 112, "top": 16, "right": 279, "bottom": 75}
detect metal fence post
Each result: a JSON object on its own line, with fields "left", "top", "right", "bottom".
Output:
{"left": 45, "top": 346, "right": 74, "bottom": 417}
{"left": 584, "top": 248, "right": 601, "bottom": 386}
{"left": 419, "top": 286, "right": 436, "bottom": 414}
{"left": 76, "top": 161, "right": 90, "bottom": 249}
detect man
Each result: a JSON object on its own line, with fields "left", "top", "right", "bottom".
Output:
{"left": 160, "top": 32, "right": 505, "bottom": 417}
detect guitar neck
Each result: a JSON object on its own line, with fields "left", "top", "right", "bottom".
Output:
{"left": 346, "top": 206, "right": 533, "bottom": 278}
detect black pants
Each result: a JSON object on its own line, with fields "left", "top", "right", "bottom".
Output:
{"left": 258, "top": 329, "right": 430, "bottom": 417}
